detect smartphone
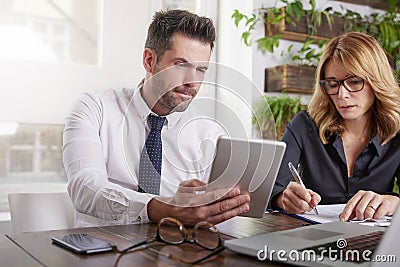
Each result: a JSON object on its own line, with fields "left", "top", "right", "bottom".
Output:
{"left": 51, "top": 233, "right": 115, "bottom": 254}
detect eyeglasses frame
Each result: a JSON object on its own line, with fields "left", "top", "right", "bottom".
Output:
{"left": 319, "top": 76, "right": 365, "bottom": 95}
{"left": 114, "top": 217, "right": 224, "bottom": 265}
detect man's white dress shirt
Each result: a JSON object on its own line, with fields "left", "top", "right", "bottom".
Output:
{"left": 63, "top": 86, "right": 225, "bottom": 227}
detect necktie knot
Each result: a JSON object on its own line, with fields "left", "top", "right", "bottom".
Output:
{"left": 148, "top": 114, "right": 166, "bottom": 132}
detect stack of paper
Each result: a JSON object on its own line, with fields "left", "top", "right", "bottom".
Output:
{"left": 286, "top": 204, "right": 391, "bottom": 227}
{"left": 287, "top": 204, "right": 345, "bottom": 224}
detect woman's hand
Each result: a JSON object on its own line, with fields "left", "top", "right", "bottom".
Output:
{"left": 339, "top": 190, "right": 400, "bottom": 221}
{"left": 275, "top": 182, "right": 321, "bottom": 214}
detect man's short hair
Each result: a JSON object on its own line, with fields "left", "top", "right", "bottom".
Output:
{"left": 145, "top": 9, "right": 216, "bottom": 59}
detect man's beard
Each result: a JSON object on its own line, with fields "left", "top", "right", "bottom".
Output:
{"left": 157, "top": 88, "right": 197, "bottom": 113}
{"left": 151, "top": 65, "right": 198, "bottom": 113}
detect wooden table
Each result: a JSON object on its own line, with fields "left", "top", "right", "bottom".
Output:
{"left": 4, "top": 212, "right": 309, "bottom": 267}
{"left": 1, "top": 233, "right": 43, "bottom": 266}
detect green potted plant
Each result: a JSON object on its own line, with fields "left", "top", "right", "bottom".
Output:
{"left": 232, "top": 0, "right": 339, "bottom": 93}
{"left": 265, "top": 38, "right": 324, "bottom": 93}
{"left": 231, "top": 0, "right": 338, "bottom": 54}
{"left": 232, "top": 0, "right": 400, "bottom": 93}
{"left": 253, "top": 94, "right": 306, "bottom": 140}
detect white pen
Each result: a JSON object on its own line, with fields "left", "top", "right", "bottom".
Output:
{"left": 288, "top": 162, "right": 319, "bottom": 215}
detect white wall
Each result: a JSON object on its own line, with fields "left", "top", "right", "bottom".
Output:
{"left": 216, "top": 0, "right": 254, "bottom": 138}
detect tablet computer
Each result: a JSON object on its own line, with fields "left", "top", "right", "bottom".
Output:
{"left": 206, "top": 136, "right": 286, "bottom": 218}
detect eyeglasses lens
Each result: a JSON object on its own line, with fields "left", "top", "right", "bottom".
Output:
{"left": 194, "top": 221, "right": 220, "bottom": 250}
{"left": 158, "top": 218, "right": 185, "bottom": 244}
{"left": 344, "top": 77, "right": 364, "bottom": 91}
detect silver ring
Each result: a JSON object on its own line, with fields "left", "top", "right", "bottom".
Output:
{"left": 368, "top": 205, "right": 377, "bottom": 211}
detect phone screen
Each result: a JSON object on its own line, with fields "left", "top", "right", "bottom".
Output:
{"left": 52, "top": 234, "right": 114, "bottom": 254}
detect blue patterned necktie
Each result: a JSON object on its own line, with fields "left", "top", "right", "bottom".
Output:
{"left": 138, "top": 114, "right": 166, "bottom": 195}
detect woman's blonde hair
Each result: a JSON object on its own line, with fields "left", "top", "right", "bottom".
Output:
{"left": 308, "top": 32, "right": 400, "bottom": 145}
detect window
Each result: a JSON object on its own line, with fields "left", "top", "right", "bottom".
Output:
{"left": 0, "top": 0, "right": 100, "bottom": 65}
{"left": 1, "top": 123, "right": 65, "bottom": 180}
{"left": 0, "top": 123, "right": 66, "bottom": 212}
{"left": 0, "top": 0, "right": 105, "bottom": 217}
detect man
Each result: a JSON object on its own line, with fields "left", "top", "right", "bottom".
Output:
{"left": 63, "top": 9, "right": 250, "bottom": 227}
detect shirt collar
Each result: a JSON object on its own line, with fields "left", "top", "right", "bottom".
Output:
{"left": 132, "top": 80, "right": 183, "bottom": 129}
{"left": 369, "top": 135, "right": 384, "bottom": 157}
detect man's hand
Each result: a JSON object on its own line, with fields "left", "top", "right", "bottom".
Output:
{"left": 147, "top": 179, "right": 251, "bottom": 226}
{"left": 275, "top": 182, "right": 321, "bottom": 214}
{"left": 339, "top": 190, "right": 399, "bottom": 221}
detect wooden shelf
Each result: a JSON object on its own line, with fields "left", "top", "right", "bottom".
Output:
{"left": 264, "top": 64, "right": 316, "bottom": 94}
{"left": 265, "top": 7, "right": 347, "bottom": 43}
{"left": 338, "top": 0, "right": 399, "bottom": 10}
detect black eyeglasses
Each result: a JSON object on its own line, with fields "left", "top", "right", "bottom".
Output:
{"left": 320, "top": 76, "right": 365, "bottom": 95}
{"left": 113, "top": 217, "right": 224, "bottom": 266}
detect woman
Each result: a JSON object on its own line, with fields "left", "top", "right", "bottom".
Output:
{"left": 270, "top": 32, "right": 400, "bottom": 221}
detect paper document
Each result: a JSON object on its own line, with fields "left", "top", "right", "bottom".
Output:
{"left": 290, "top": 204, "right": 345, "bottom": 224}
{"left": 349, "top": 217, "right": 392, "bottom": 227}
{"left": 287, "top": 204, "right": 392, "bottom": 226}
